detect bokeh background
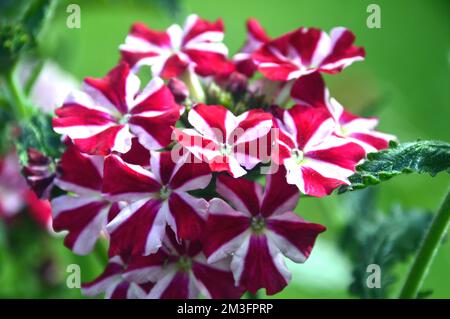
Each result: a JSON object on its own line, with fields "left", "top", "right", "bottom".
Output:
{"left": 0, "top": 0, "right": 449, "bottom": 298}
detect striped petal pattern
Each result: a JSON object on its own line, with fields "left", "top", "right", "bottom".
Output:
{"left": 173, "top": 104, "right": 273, "bottom": 178}
{"left": 145, "top": 230, "right": 243, "bottom": 299}
{"left": 203, "top": 169, "right": 325, "bottom": 295}
{"left": 120, "top": 14, "right": 232, "bottom": 78}
{"left": 253, "top": 27, "right": 365, "bottom": 81}
{"left": 234, "top": 19, "right": 270, "bottom": 77}
{"left": 53, "top": 62, "right": 180, "bottom": 155}
{"left": 291, "top": 72, "right": 396, "bottom": 153}
{"left": 51, "top": 143, "right": 114, "bottom": 255}
{"left": 103, "top": 151, "right": 211, "bottom": 257}
{"left": 273, "top": 105, "right": 366, "bottom": 197}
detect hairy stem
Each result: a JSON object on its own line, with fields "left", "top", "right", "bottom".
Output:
{"left": 399, "top": 188, "right": 450, "bottom": 298}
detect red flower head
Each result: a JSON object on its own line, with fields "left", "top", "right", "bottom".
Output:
{"left": 173, "top": 104, "right": 273, "bottom": 178}
{"left": 102, "top": 151, "right": 211, "bottom": 257}
{"left": 120, "top": 14, "right": 233, "bottom": 78}
{"left": 253, "top": 27, "right": 365, "bottom": 81}
{"left": 291, "top": 72, "right": 396, "bottom": 153}
{"left": 53, "top": 62, "right": 180, "bottom": 155}
{"left": 203, "top": 168, "right": 325, "bottom": 295}
{"left": 272, "top": 104, "right": 366, "bottom": 197}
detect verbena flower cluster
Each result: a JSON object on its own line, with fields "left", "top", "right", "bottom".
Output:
{"left": 50, "top": 15, "right": 395, "bottom": 298}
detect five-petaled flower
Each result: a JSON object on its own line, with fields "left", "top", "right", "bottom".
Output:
{"left": 272, "top": 104, "right": 366, "bottom": 197}
{"left": 173, "top": 104, "right": 273, "bottom": 178}
{"left": 53, "top": 62, "right": 180, "bottom": 155}
{"left": 103, "top": 151, "right": 211, "bottom": 257}
{"left": 291, "top": 72, "right": 396, "bottom": 153}
{"left": 252, "top": 27, "right": 365, "bottom": 81}
{"left": 203, "top": 168, "right": 326, "bottom": 295}
{"left": 120, "top": 14, "right": 233, "bottom": 78}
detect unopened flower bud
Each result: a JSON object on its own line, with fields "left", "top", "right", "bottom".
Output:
{"left": 168, "top": 78, "right": 189, "bottom": 104}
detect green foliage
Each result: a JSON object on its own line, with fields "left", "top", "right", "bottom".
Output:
{"left": 340, "top": 189, "right": 432, "bottom": 298}
{"left": 339, "top": 140, "right": 450, "bottom": 193}
{"left": 17, "top": 112, "right": 63, "bottom": 166}
{"left": 0, "top": 0, "right": 57, "bottom": 72}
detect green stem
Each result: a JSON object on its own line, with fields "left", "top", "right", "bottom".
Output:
{"left": 274, "top": 80, "right": 294, "bottom": 107}
{"left": 181, "top": 69, "right": 205, "bottom": 103}
{"left": 25, "top": 59, "right": 44, "bottom": 95}
{"left": 3, "top": 68, "right": 31, "bottom": 119}
{"left": 399, "top": 188, "right": 450, "bottom": 299}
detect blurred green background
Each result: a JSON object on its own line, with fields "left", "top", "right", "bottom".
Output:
{"left": 0, "top": 0, "right": 449, "bottom": 298}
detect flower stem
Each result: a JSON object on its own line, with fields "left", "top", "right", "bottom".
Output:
{"left": 274, "top": 80, "right": 294, "bottom": 107}
{"left": 181, "top": 69, "right": 205, "bottom": 103}
{"left": 3, "top": 67, "right": 31, "bottom": 120}
{"left": 399, "top": 188, "right": 450, "bottom": 299}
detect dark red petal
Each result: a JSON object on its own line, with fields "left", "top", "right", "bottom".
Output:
{"left": 84, "top": 62, "right": 131, "bottom": 114}
{"left": 239, "top": 235, "right": 289, "bottom": 295}
{"left": 58, "top": 143, "right": 103, "bottom": 190}
{"left": 102, "top": 155, "right": 160, "bottom": 197}
{"left": 192, "top": 261, "right": 244, "bottom": 299}
{"left": 216, "top": 174, "right": 262, "bottom": 216}
{"left": 260, "top": 166, "right": 299, "bottom": 217}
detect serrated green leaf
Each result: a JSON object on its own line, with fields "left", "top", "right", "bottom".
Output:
{"left": 342, "top": 202, "right": 432, "bottom": 299}
{"left": 339, "top": 140, "right": 450, "bottom": 193}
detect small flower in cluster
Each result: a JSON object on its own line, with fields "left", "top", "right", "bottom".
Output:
{"left": 120, "top": 14, "right": 233, "bottom": 78}
{"left": 53, "top": 62, "right": 181, "bottom": 155}
{"left": 22, "top": 148, "right": 55, "bottom": 199}
{"left": 173, "top": 103, "right": 273, "bottom": 178}
{"left": 103, "top": 151, "right": 211, "bottom": 257}
{"left": 252, "top": 27, "right": 365, "bottom": 81}
{"left": 204, "top": 168, "right": 325, "bottom": 295}
{"left": 46, "top": 14, "right": 396, "bottom": 299}
{"left": 291, "top": 72, "right": 396, "bottom": 153}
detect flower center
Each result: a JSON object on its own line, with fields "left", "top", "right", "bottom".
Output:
{"left": 118, "top": 113, "right": 131, "bottom": 125}
{"left": 219, "top": 143, "right": 233, "bottom": 156}
{"left": 250, "top": 215, "right": 266, "bottom": 234}
{"left": 291, "top": 148, "right": 304, "bottom": 164}
{"left": 159, "top": 185, "right": 171, "bottom": 200}
{"left": 177, "top": 256, "right": 192, "bottom": 272}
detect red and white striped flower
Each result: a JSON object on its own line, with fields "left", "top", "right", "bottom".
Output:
{"left": 291, "top": 72, "right": 396, "bottom": 153}
{"left": 203, "top": 169, "right": 325, "bottom": 295}
{"left": 103, "top": 151, "right": 211, "bottom": 257}
{"left": 253, "top": 27, "right": 365, "bottom": 81}
{"left": 120, "top": 14, "right": 232, "bottom": 78}
{"left": 272, "top": 104, "right": 366, "bottom": 197}
{"left": 51, "top": 143, "right": 117, "bottom": 255}
{"left": 173, "top": 104, "right": 273, "bottom": 178}
{"left": 234, "top": 19, "right": 270, "bottom": 77}
{"left": 134, "top": 229, "right": 243, "bottom": 299}
{"left": 53, "top": 62, "right": 180, "bottom": 155}
{"left": 82, "top": 255, "right": 154, "bottom": 299}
